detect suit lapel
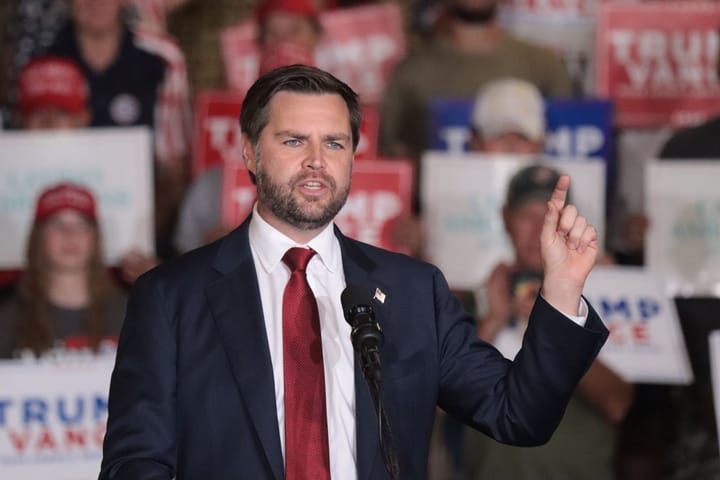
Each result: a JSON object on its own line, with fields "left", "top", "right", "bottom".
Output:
{"left": 338, "top": 229, "right": 387, "bottom": 480}
{"left": 207, "top": 219, "right": 284, "bottom": 480}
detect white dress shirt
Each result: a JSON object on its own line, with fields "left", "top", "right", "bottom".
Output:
{"left": 248, "top": 205, "right": 357, "bottom": 480}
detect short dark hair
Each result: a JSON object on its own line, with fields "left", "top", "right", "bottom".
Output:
{"left": 240, "top": 64, "right": 362, "bottom": 151}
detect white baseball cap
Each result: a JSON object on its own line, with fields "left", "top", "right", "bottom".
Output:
{"left": 471, "top": 78, "right": 546, "bottom": 142}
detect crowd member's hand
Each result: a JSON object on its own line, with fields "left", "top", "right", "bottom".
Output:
{"left": 119, "top": 250, "right": 159, "bottom": 285}
{"left": 540, "top": 175, "right": 598, "bottom": 315}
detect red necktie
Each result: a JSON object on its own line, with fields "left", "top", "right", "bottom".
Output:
{"left": 282, "top": 247, "right": 331, "bottom": 480}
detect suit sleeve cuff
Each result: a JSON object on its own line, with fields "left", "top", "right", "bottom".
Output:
{"left": 565, "top": 298, "right": 588, "bottom": 327}
{"left": 540, "top": 295, "right": 588, "bottom": 327}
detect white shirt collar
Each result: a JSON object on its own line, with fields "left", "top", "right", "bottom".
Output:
{"left": 248, "top": 203, "right": 341, "bottom": 274}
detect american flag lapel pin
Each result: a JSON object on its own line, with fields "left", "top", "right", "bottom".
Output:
{"left": 373, "top": 287, "right": 386, "bottom": 304}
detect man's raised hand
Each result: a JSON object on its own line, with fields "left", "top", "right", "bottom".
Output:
{"left": 539, "top": 175, "right": 598, "bottom": 316}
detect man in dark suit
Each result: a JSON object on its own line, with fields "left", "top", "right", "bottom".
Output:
{"left": 100, "top": 65, "right": 608, "bottom": 480}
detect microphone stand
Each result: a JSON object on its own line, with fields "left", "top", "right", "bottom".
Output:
{"left": 353, "top": 322, "right": 400, "bottom": 480}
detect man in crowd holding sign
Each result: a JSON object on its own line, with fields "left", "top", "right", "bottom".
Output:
{"left": 465, "top": 164, "right": 633, "bottom": 480}
{"left": 101, "top": 65, "right": 607, "bottom": 479}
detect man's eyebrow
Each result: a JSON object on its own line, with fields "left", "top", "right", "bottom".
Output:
{"left": 322, "top": 133, "right": 351, "bottom": 142}
{"left": 273, "top": 130, "right": 351, "bottom": 142}
{"left": 274, "top": 130, "right": 309, "bottom": 140}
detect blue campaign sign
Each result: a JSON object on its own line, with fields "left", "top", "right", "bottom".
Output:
{"left": 428, "top": 97, "right": 614, "bottom": 164}
{"left": 427, "top": 98, "right": 475, "bottom": 153}
{"left": 545, "top": 99, "right": 614, "bottom": 162}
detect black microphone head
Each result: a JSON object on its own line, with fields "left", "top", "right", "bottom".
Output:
{"left": 341, "top": 284, "right": 371, "bottom": 310}
{"left": 341, "top": 284, "right": 383, "bottom": 353}
{"left": 341, "top": 284, "right": 373, "bottom": 323}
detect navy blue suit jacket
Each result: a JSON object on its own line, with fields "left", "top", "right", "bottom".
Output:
{"left": 100, "top": 218, "right": 608, "bottom": 480}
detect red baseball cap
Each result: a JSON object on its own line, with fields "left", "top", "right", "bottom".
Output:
{"left": 34, "top": 182, "right": 98, "bottom": 224}
{"left": 18, "top": 56, "right": 89, "bottom": 116}
{"left": 256, "top": 0, "right": 320, "bottom": 23}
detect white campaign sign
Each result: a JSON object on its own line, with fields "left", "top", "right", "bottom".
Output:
{"left": 585, "top": 266, "right": 693, "bottom": 384}
{"left": 646, "top": 161, "right": 720, "bottom": 296}
{"left": 709, "top": 330, "right": 720, "bottom": 455}
{"left": 0, "top": 357, "right": 115, "bottom": 479}
{"left": 0, "top": 128, "right": 154, "bottom": 268}
{"left": 421, "top": 152, "right": 605, "bottom": 289}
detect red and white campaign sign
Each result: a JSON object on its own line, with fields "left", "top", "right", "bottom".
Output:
{"left": 220, "top": 3, "right": 405, "bottom": 104}
{"left": 221, "top": 160, "right": 414, "bottom": 252}
{"left": 193, "top": 91, "right": 244, "bottom": 177}
{"left": 314, "top": 3, "right": 405, "bottom": 105}
{"left": 355, "top": 104, "right": 379, "bottom": 162}
{"left": 596, "top": 1, "right": 720, "bottom": 128}
{"left": 221, "top": 161, "right": 255, "bottom": 228}
{"left": 194, "top": 92, "right": 379, "bottom": 177}
{"left": 335, "top": 160, "right": 414, "bottom": 252}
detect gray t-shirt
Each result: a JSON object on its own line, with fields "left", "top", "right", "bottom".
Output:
{"left": 0, "top": 290, "right": 127, "bottom": 358}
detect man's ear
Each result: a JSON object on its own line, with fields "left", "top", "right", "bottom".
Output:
{"left": 242, "top": 136, "right": 256, "bottom": 175}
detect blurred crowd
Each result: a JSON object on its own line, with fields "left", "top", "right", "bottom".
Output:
{"left": 1, "top": 0, "right": 720, "bottom": 479}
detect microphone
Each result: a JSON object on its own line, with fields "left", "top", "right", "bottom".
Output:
{"left": 341, "top": 285, "right": 384, "bottom": 385}
{"left": 341, "top": 285, "right": 399, "bottom": 479}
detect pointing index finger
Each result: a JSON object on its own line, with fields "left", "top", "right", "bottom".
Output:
{"left": 549, "top": 174, "right": 571, "bottom": 211}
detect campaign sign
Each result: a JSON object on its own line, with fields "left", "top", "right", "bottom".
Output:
{"left": 544, "top": 99, "right": 613, "bottom": 163}
{"left": 646, "top": 161, "right": 720, "bottom": 297}
{"left": 427, "top": 98, "right": 474, "bottom": 154}
{"left": 194, "top": 93, "right": 378, "bottom": 176}
{"left": 0, "top": 357, "right": 115, "bottom": 479}
{"left": 335, "top": 159, "right": 414, "bottom": 252}
{"left": 596, "top": 1, "right": 720, "bottom": 128}
{"left": 421, "top": 153, "right": 605, "bottom": 289}
{"left": 584, "top": 266, "right": 693, "bottom": 384}
{"left": 427, "top": 97, "right": 613, "bottom": 164}
{"left": 0, "top": 128, "right": 154, "bottom": 268}
{"left": 221, "top": 160, "right": 413, "bottom": 252}
{"left": 192, "top": 91, "right": 244, "bottom": 177}
{"left": 709, "top": 330, "right": 720, "bottom": 454}
{"left": 220, "top": 3, "right": 405, "bottom": 104}
{"left": 355, "top": 104, "right": 379, "bottom": 163}
{"left": 221, "top": 161, "right": 255, "bottom": 228}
